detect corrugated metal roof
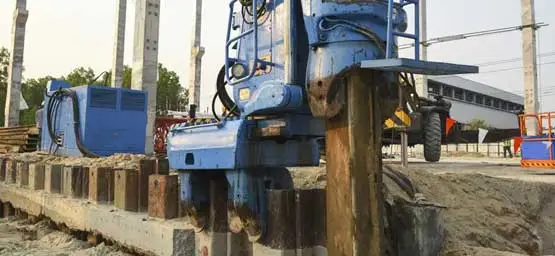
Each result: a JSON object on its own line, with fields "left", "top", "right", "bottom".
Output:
{"left": 430, "top": 76, "right": 523, "bottom": 104}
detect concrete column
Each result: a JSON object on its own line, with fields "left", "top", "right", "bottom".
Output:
{"left": 188, "top": 0, "right": 205, "bottom": 113}
{"left": 131, "top": 0, "right": 160, "bottom": 154}
{"left": 111, "top": 0, "right": 127, "bottom": 88}
{"left": 415, "top": 0, "right": 428, "bottom": 99}
{"left": 521, "top": 0, "right": 539, "bottom": 136}
{"left": 4, "top": 0, "right": 28, "bottom": 127}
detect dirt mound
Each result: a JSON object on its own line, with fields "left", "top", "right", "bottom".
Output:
{"left": 291, "top": 165, "right": 555, "bottom": 255}
{"left": 404, "top": 168, "right": 552, "bottom": 255}
{"left": 2, "top": 152, "right": 153, "bottom": 169}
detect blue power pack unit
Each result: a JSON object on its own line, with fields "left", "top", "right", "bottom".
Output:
{"left": 41, "top": 81, "right": 148, "bottom": 157}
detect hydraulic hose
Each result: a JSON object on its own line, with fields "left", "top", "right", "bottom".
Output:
{"left": 46, "top": 88, "right": 100, "bottom": 158}
{"left": 383, "top": 165, "right": 421, "bottom": 200}
{"left": 212, "top": 64, "right": 240, "bottom": 121}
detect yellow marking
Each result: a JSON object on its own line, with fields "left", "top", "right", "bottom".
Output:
{"left": 384, "top": 109, "right": 411, "bottom": 128}
{"left": 239, "top": 88, "right": 250, "bottom": 101}
{"left": 394, "top": 110, "right": 411, "bottom": 126}
{"left": 384, "top": 119, "right": 395, "bottom": 128}
{"left": 250, "top": 53, "right": 272, "bottom": 76}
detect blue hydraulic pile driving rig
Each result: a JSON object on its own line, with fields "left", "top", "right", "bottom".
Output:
{"left": 167, "top": 0, "right": 478, "bottom": 241}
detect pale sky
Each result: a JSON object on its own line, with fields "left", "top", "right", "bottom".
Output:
{"left": 0, "top": 0, "right": 554, "bottom": 112}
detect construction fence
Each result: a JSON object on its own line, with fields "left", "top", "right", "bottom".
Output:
{"left": 383, "top": 141, "right": 518, "bottom": 159}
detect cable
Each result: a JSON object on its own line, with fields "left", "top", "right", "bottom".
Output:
{"left": 399, "top": 22, "right": 548, "bottom": 50}
{"left": 460, "top": 61, "right": 555, "bottom": 75}
{"left": 212, "top": 64, "right": 240, "bottom": 121}
{"left": 241, "top": 0, "right": 267, "bottom": 25}
{"left": 89, "top": 71, "right": 108, "bottom": 85}
{"left": 319, "top": 17, "right": 386, "bottom": 55}
{"left": 46, "top": 88, "right": 100, "bottom": 158}
{"left": 474, "top": 51, "right": 555, "bottom": 67}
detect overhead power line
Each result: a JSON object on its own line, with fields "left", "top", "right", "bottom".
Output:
{"left": 399, "top": 22, "right": 549, "bottom": 50}
{"left": 475, "top": 51, "right": 555, "bottom": 67}
{"left": 463, "top": 61, "right": 555, "bottom": 75}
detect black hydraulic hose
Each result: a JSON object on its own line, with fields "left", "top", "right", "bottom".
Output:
{"left": 45, "top": 88, "right": 100, "bottom": 158}
{"left": 383, "top": 167, "right": 415, "bottom": 199}
{"left": 386, "top": 165, "right": 421, "bottom": 194}
{"left": 214, "top": 64, "right": 240, "bottom": 119}
{"left": 66, "top": 89, "right": 100, "bottom": 158}
{"left": 383, "top": 165, "right": 421, "bottom": 200}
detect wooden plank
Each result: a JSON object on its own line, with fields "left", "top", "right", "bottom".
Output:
{"left": 0, "top": 134, "right": 30, "bottom": 140}
{"left": 45, "top": 164, "right": 63, "bottom": 194}
{"left": 5, "top": 159, "right": 17, "bottom": 184}
{"left": 325, "top": 70, "right": 385, "bottom": 256}
{"left": 148, "top": 175, "right": 178, "bottom": 219}
{"left": 114, "top": 169, "right": 139, "bottom": 212}
{"left": 63, "top": 166, "right": 85, "bottom": 198}
{"left": 0, "top": 139, "right": 33, "bottom": 145}
{"left": 16, "top": 161, "right": 29, "bottom": 188}
{"left": 0, "top": 158, "right": 6, "bottom": 181}
{"left": 138, "top": 160, "right": 155, "bottom": 211}
{"left": 28, "top": 164, "right": 45, "bottom": 190}
{"left": 89, "top": 167, "right": 114, "bottom": 203}
{"left": 0, "top": 128, "right": 38, "bottom": 136}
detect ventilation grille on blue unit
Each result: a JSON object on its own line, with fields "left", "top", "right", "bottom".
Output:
{"left": 90, "top": 88, "right": 117, "bottom": 109}
{"left": 121, "top": 91, "right": 146, "bottom": 111}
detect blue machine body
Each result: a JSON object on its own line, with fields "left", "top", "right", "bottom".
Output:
{"left": 41, "top": 82, "right": 148, "bottom": 157}
{"left": 166, "top": 0, "right": 478, "bottom": 239}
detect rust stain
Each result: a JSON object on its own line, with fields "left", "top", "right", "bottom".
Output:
{"left": 307, "top": 66, "right": 358, "bottom": 118}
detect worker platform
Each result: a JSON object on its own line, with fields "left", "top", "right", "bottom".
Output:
{"left": 361, "top": 58, "right": 478, "bottom": 75}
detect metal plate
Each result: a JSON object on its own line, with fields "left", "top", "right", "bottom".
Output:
{"left": 360, "top": 58, "right": 479, "bottom": 75}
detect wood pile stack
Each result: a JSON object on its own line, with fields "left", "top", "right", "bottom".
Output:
{"left": 0, "top": 125, "right": 40, "bottom": 153}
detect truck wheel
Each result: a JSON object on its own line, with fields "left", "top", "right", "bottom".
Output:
{"left": 424, "top": 112, "right": 442, "bottom": 162}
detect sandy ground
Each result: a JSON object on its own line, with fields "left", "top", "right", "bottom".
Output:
{"left": 0, "top": 218, "right": 131, "bottom": 256}
{"left": 3, "top": 153, "right": 555, "bottom": 256}
{"left": 292, "top": 160, "right": 555, "bottom": 256}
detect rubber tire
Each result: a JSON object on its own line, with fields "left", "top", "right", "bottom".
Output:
{"left": 423, "top": 112, "right": 442, "bottom": 163}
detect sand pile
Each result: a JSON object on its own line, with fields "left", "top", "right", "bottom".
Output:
{"left": 2, "top": 152, "right": 154, "bottom": 169}
{"left": 291, "top": 165, "right": 555, "bottom": 255}
{"left": 0, "top": 219, "right": 130, "bottom": 256}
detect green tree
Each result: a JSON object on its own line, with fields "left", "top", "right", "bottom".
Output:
{"left": 101, "top": 64, "right": 188, "bottom": 113}
{"left": 19, "top": 76, "right": 52, "bottom": 125}
{"left": 156, "top": 63, "right": 188, "bottom": 114}
{"left": 62, "top": 67, "right": 97, "bottom": 87}
{"left": 101, "top": 65, "right": 132, "bottom": 88}
{"left": 467, "top": 118, "right": 489, "bottom": 130}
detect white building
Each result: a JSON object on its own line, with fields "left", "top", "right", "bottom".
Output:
{"left": 428, "top": 76, "right": 523, "bottom": 129}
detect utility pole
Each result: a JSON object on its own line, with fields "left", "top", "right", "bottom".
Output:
{"left": 399, "top": 0, "right": 427, "bottom": 167}
{"left": 131, "top": 0, "right": 161, "bottom": 154}
{"left": 188, "top": 0, "right": 205, "bottom": 117}
{"left": 415, "top": 0, "right": 428, "bottom": 99}
{"left": 4, "top": 0, "right": 28, "bottom": 127}
{"left": 111, "top": 0, "right": 127, "bottom": 88}
{"left": 521, "top": 0, "right": 539, "bottom": 136}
